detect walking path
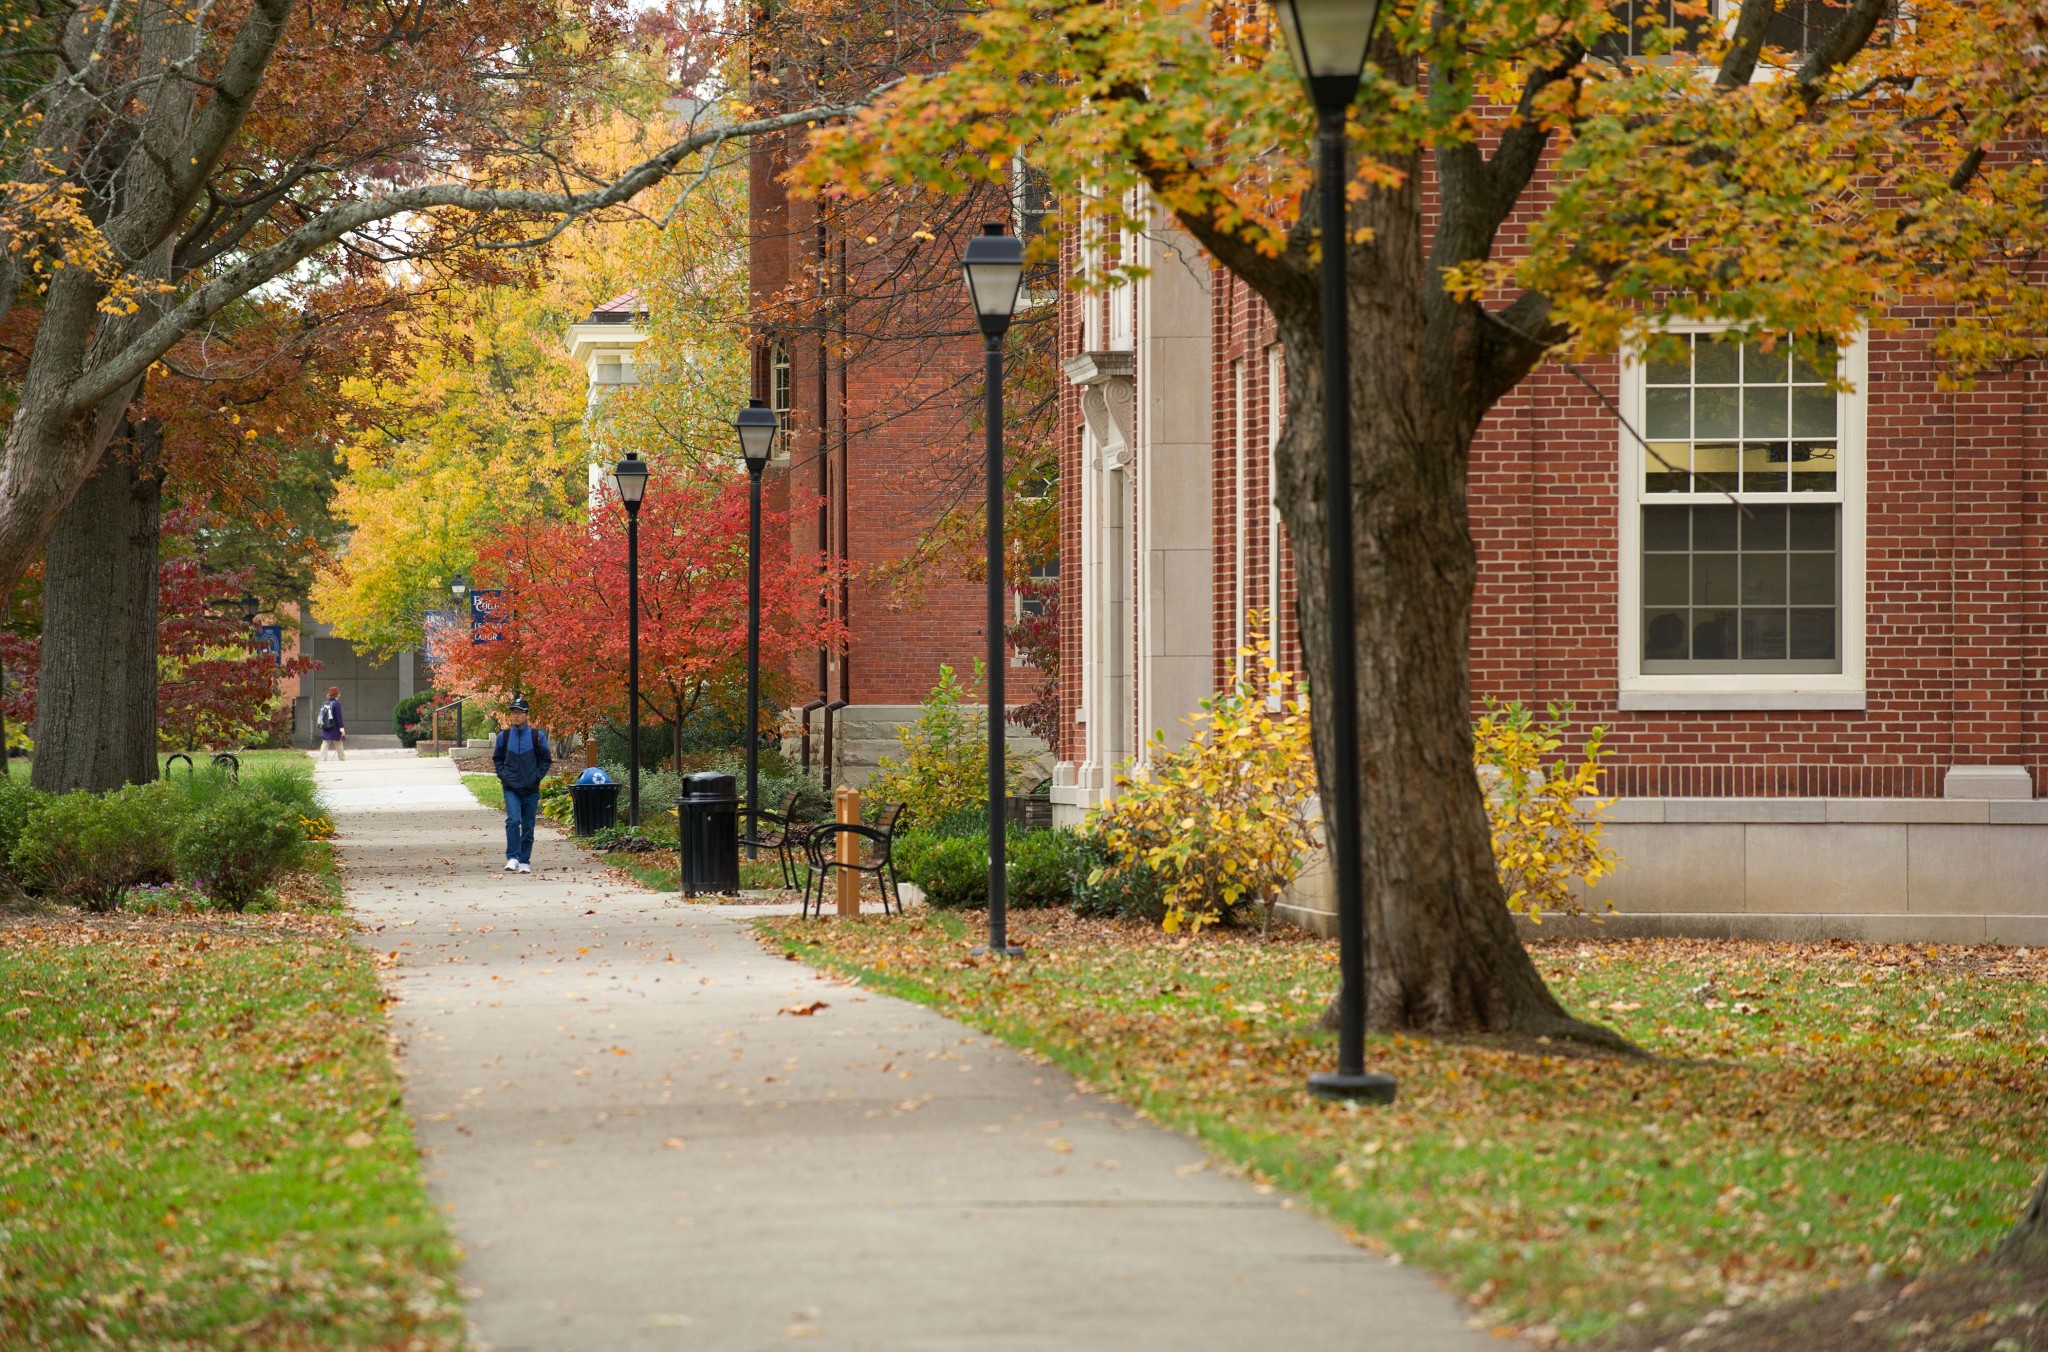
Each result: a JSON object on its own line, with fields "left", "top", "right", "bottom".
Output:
{"left": 320, "top": 749, "right": 1508, "bottom": 1352}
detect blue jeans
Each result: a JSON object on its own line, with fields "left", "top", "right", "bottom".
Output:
{"left": 504, "top": 787, "right": 540, "bottom": 864}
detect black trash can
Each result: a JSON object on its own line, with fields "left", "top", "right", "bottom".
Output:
{"left": 568, "top": 781, "right": 621, "bottom": 837}
{"left": 676, "top": 772, "right": 740, "bottom": 897}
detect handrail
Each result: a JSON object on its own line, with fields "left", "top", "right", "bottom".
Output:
{"left": 820, "top": 698, "right": 849, "bottom": 792}
{"left": 428, "top": 697, "right": 466, "bottom": 754}
{"left": 797, "top": 696, "right": 828, "bottom": 775}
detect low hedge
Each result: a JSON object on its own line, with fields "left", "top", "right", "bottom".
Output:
{"left": 4, "top": 761, "right": 327, "bottom": 912}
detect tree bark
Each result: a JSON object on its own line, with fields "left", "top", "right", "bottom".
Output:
{"left": 1241, "top": 149, "right": 1631, "bottom": 1052}
{"left": 30, "top": 420, "right": 163, "bottom": 794}
{"left": 1996, "top": 1166, "right": 2048, "bottom": 1268}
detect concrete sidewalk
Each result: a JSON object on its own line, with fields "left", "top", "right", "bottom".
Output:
{"left": 320, "top": 750, "right": 1508, "bottom": 1352}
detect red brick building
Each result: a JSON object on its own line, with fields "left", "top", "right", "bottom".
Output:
{"left": 1051, "top": 204, "right": 2048, "bottom": 944}
{"left": 745, "top": 136, "right": 1049, "bottom": 785}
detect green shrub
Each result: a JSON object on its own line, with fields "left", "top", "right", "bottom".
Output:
{"left": 866, "top": 664, "right": 1024, "bottom": 825}
{"left": 903, "top": 835, "right": 987, "bottom": 910}
{"left": 241, "top": 762, "right": 320, "bottom": 818}
{"left": 174, "top": 794, "right": 305, "bottom": 912}
{"left": 1009, "top": 828, "right": 1082, "bottom": 909}
{"left": 10, "top": 783, "right": 183, "bottom": 911}
{"left": 1071, "top": 831, "right": 1168, "bottom": 924}
{"left": 393, "top": 692, "right": 435, "bottom": 747}
{"left": 0, "top": 777, "right": 47, "bottom": 878}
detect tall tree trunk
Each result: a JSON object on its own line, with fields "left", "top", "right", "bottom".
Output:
{"left": 1255, "top": 154, "right": 1630, "bottom": 1052}
{"left": 30, "top": 420, "right": 162, "bottom": 794}
{"left": 1997, "top": 1167, "right": 2048, "bottom": 1268}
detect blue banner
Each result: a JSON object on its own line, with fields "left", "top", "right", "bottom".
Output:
{"left": 257, "top": 624, "right": 283, "bottom": 666}
{"left": 470, "top": 589, "right": 508, "bottom": 644}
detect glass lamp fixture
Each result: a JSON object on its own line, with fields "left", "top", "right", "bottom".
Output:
{"left": 960, "top": 224, "right": 1025, "bottom": 338}
{"left": 734, "top": 398, "right": 779, "bottom": 470}
{"left": 1267, "top": 0, "right": 1382, "bottom": 113}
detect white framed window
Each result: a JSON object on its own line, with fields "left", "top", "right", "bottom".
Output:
{"left": 1595, "top": 0, "right": 1899, "bottom": 63}
{"left": 1232, "top": 358, "right": 1248, "bottom": 674}
{"left": 1616, "top": 323, "right": 1867, "bottom": 710}
{"left": 1266, "top": 346, "right": 1287, "bottom": 661}
{"left": 769, "top": 339, "right": 792, "bottom": 418}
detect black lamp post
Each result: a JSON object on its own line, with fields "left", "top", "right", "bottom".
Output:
{"left": 609, "top": 451, "right": 650, "bottom": 825}
{"left": 450, "top": 573, "right": 469, "bottom": 605}
{"left": 735, "top": 398, "right": 779, "bottom": 860}
{"left": 961, "top": 223, "right": 1026, "bottom": 958}
{"left": 1268, "top": 0, "right": 1396, "bottom": 1106}
{"left": 240, "top": 593, "right": 260, "bottom": 625}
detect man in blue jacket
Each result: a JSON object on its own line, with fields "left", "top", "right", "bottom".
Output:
{"left": 493, "top": 697, "right": 552, "bottom": 874}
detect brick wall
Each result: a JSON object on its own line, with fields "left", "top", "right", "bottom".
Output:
{"left": 1093, "top": 260, "right": 2048, "bottom": 799}
{"left": 750, "top": 133, "right": 1042, "bottom": 716}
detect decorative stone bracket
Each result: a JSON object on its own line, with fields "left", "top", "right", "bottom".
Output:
{"left": 1063, "top": 350, "right": 1136, "bottom": 471}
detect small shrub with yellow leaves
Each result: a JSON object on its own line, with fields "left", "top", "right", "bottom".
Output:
{"left": 1084, "top": 618, "right": 1317, "bottom": 934}
{"left": 1472, "top": 701, "right": 1617, "bottom": 922}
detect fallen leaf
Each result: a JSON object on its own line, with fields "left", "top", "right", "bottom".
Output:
{"left": 779, "top": 1001, "right": 828, "bottom": 1016}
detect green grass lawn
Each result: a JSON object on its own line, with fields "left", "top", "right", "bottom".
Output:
{"left": 763, "top": 912, "right": 2048, "bottom": 1345}
{"left": 0, "top": 912, "right": 463, "bottom": 1349}
{"left": 461, "top": 773, "right": 504, "bottom": 812}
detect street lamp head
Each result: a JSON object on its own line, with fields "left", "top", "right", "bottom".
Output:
{"left": 449, "top": 573, "right": 468, "bottom": 600}
{"left": 609, "top": 451, "right": 650, "bottom": 514}
{"left": 1267, "top": 0, "right": 1381, "bottom": 115}
{"left": 240, "top": 593, "right": 259, "bottom": 623}
{"left": 735, "top": 398, "right": 778, "bottom": 474}
{"left": 961, "top": 223, "right": 1025, "bottom": 339}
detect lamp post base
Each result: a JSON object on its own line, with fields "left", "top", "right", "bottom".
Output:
{"left": 1308, "top": 1070, "right": 1398, "bottom": 1104}
{"left": 970, "top": 945, "right": 1026, "bottom": 959}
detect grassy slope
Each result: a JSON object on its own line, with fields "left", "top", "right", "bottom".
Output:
{"left": 0, "top": 915, "right": 463, "bottom": 1349}
{"left": 763, "top": 912, "right": 2048, "bottom": 1345}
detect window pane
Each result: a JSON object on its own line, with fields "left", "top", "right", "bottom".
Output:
{"left": 1741, "top": 505, "right": 1787, "bottom": 549}
{"left": 1644, "top": 554, "right": 1689, "bottom": 605}
{"left": 1645, "top": 334, "right": 1690, "bottom": 385}
{"left": 1695, "top": 386, "right": 1739, "bottom": 439}
{"left": 1741, "top": 609, "right": 1788, "bottom": 659}
{"left": 1692, "top": 610, "right": 1736, "bottom": 659}
{"left": 1789, "top": 608, "right": 1836, "bottom": 660}
{"left": 1742, "top": 554, "right": 1787, "bottom": 604}
{"left": 1791, "top": 386, "right": 1834, "bottom": 438}
{"left": 1792, "top": 341, "right": 1837, "bottom": 383}
{"left": 1742, "top": 338, "right": 1788, "bottom": 382}
{"left": 1645, "top": 609, "right": 1689, "bottom": 660}
{"left": 1646, "top": 387, "right": 1689, "bottom": 439}
{"left": 1694, "top": 506, "right": 1738, "bottom": 550}
{"left": 1789, "top": 505, "right": 1835, "bottom": 549}
{"left": 1692, "top": 442, "right": 1739, "bottom": 492}
{"left": 1744, "top": 385, "right": 1789, "bottom": 438}
{"left": 1694, "top": 554, "right": 1738, "bottom": 605}
{"left": 1789, "top": 552, "right": 1835, "bottom": 605}
{"left": 1789, "top": 443, "right": 1837, "bottom": 492}
{"left": 1741, "top": 442, "right": 1788, "bottom": 493}
{"left": 1645, "top": 442, "right": 1691, "bottom": 493}
{"left": 1644, "top": 506, "right": 1690, "bottom": 551}
{"left": 1695, "top": 338, "right": 1739, "bottom": 384}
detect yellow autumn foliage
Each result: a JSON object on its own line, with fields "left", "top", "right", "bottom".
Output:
{"left": 1472, "top": 702, "right": 1617, "bottom": 923}
{"left": 1086, "top": 619, "right": 1317, "bottom": 934}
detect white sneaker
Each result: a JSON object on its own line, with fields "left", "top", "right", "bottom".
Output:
{"left": 504, "top": 859, "right": 518, "bottom": 871}
{"left": 516, "top": 862, "right": 532, "bottom": 874}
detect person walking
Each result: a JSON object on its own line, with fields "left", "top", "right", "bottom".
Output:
{"left": 317, "top": 686, "right": 346, "bottom": 761}
{"left": 493, "top": 697, "right": 552, "bottom": 874}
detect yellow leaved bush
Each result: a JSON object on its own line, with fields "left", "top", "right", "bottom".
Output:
{"left": 1086, "top": 619, "right": 1318, "bottom": 934}
{"left": 1473, "top": 702, "right": 1618, "bottom": 923}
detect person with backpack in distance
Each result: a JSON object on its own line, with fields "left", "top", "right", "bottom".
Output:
{"left": 493, "top": 696, "right": 552, "bottom": 873}
{"left": 317, "top": 686, "right": 345, "bottom": 760}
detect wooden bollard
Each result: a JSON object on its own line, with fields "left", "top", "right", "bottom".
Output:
{"left": 835, "top": 785, "right": 861, "bottom": 916}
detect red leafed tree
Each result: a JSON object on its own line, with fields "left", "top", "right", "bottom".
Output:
{"left": 156, "top": 555, "right": 316, "bottom": 753}
{"left": 5, "top": 518, "right": 315, "bottom": 754}
{"left": 429, "top": 472, "right": 842, "bottom": 763}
